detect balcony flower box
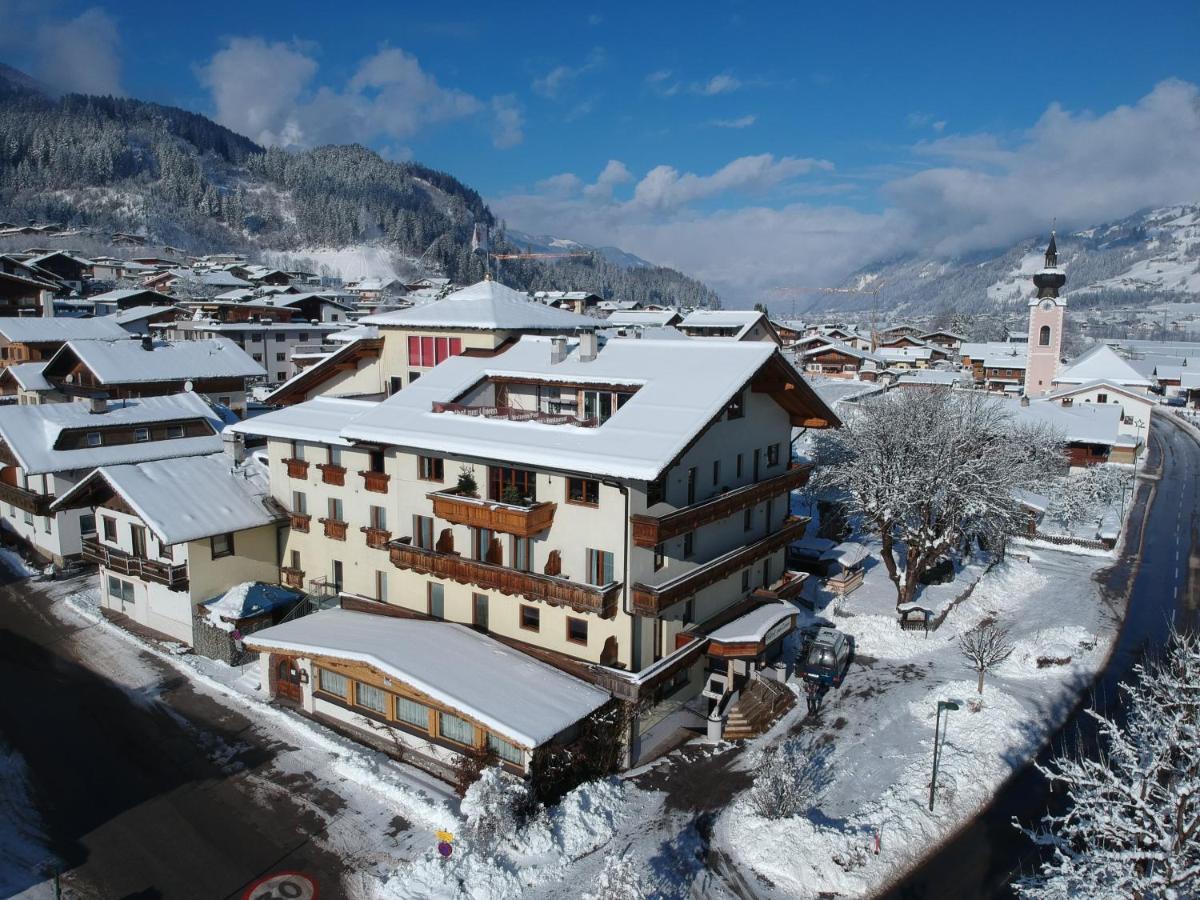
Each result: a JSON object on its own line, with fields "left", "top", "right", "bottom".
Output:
{"left": 319, "top": 518, "right": 348, "bottom": 541}
{"left": 317, "top": 463, "right": 346, "bottom": 486}
{"left": 290, "top": 513, "right": 311, "bottom": 533}
{"left": 284, "top": 458, "right": 309, "bottom": 479}
{"left": 361, "top": 526, "right": 391, "bottom": 550}
{"left": 281, "top": 567, "right": 305, "bottom": 589}
{"left": 429, "top": 488, "right": 556, "bottom": 537}
{"left": 359, "top": 470, "right": 390, "bottom": 493}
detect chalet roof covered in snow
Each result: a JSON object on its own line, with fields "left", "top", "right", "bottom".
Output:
{"left": 202, "top": 582, "right": 302, "bottom": 631}
{"left": 52, "top": 453, "right": 279, "bottom": 545}
{"left": 1011, "top": 398, "right": 1122, "bottom": 445}
{"left": 604, "top": 309, "right": 681, "bottom": 327}
{"left": 0, "top": 316, "right": 127, "bottom": 344}
{"left": 245, "top": 608, "right": 611, "bottom": 747}
{"left": 1053, "top": 344, "right": 1153, "bottom": 388}
{"left": 0, "top": 393, "right": 223, "bottom": 474}
{"left": 45, "top": 338, "right": 265, "bottom": 384}
{"left": 4, "top": 361, "right": 51, "bottom": 391}
{"left": 88, "top": 288, "right": 175, "bottom": 305}
{"left": 1043, "top": 380, "right": 1154, "bottom": 405}
{"left": 107, "top": 305, "right": 185, "bottom": 325}
{"left": 679, "top": 309, "right": 765, "bottom": 339}
{"left": 323, "top": 335, "right": 836, "bottom": 481}
{"left": 801, "top": 340, "right": 880, "bottom": 363}
{"left": 960, "top": 341, "right": 1025, "bottom": 361}
{"left": 359, "top": 280, "right": 597, "bottom": 331}
{"left": 707, "top": 602, "right": 797, "bottom": 645}
{"left": 228, "top": 396, "right": 378, "bottom": 446}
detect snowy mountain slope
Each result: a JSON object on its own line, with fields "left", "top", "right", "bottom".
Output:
{"left": 506, "top": 229, "right": 655, "bottom": 269}
{"left": 811, "top": 204, "right": 1200, "bottom": 315}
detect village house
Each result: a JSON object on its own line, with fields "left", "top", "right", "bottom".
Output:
{"left": 800, "top": 341, "right": 882, "bottom": 379}
{"left": 23, "top": 251, "right": 92, "bottom": 292}
{"left": 679, "top": 310, "right": 781, "bottom": 344}
{"left": 1042, "top": 380, "right": 1155, "bottom": 442}
{"left": 50, "top": 443, "right": 286, "bottom": 645}
{"left": 154, "top": 320, "right": 345, "bottom": 385}
{"left": 0, "top": 260, "right": 57, "bottom": 316}
{"left": 920, "top": 330, "right": 966, "bottom": 352}
{"left": 39, "top": 336, "right": 266, "bottom": 416}
{"left": 105, "top": 305, "right": 188, "bottom": 336}
{"left": 604, "top": 309, "right": 684, "bottom": 331}
{"left": 1013, "top": 397, "right": 1133, "bottom": 468}
{"left": 1051, "top": 344, "right": 1154, "bottom": 396}
{"left": 87, "top": 288, "right": 177, "bottom": 316}
{"left": 0, "top": 363, "right": 57, "bottom": 404}
{"left": 876, "top": 345, "right": 949, "bottom": 370}
{"left": 0, "top": 317, "right": 129, "bottom": 369}
{"left": 0, "top": 393, "right": 225, "bottom": 565}
{"left": 231, "top": 334, "right": 837, "bottom": 770}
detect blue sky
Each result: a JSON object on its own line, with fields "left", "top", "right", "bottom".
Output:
{"left": 4, "top": 0, "right": 1200, "bottom": 301}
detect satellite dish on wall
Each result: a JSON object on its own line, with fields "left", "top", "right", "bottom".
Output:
{"left": 64, "top": 374, "right": 74, "bottom": 384}
{"left": 184, "top": 380, "right": 194, "bottom": 392}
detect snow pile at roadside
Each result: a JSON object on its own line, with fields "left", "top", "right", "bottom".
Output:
{"left": 203, "top": 582, "right": 254, "bottom": 632}
{"left": 0, "top": 739, "right": 56, "bottom": 897}
{"left": 999, "top": 625, "right": 1100, "bottom": 678}
{"left": 375, "top": 778, "right": 629, "bottom": 900}
{"left": 0, "top": 547, "right": 38, "bottom": 577}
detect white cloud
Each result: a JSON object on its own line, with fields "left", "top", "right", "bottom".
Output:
{"left": 199, "top": 39, "right": 495, "bottom": 149}
{"left": 493, "top": 80, "right": 1200, "bottom": 306}
{"left": 583, "top": 160, "right": 633, "bottom": 201}
{"left": 531, "top": 49, "right": 604, "bottom": 99}
{"left": 34, "top": 7, "right": 123, "bottom": 96}
{"left": 699, "top": 74, "right": 741, "bottom": 95}
{"left": 711, "top": 114, "right": 757, "bottom": 129}
{"left": 646, "top": 69, "right": 750, "bottom": 98}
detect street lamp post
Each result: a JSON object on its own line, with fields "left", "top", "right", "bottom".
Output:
{"left": 928, "top": 699, "right": 961, "bottom": 812}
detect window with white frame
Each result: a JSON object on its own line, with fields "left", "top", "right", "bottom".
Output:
{"left": 438, "top": 711, "right": 474, "bottom": 745}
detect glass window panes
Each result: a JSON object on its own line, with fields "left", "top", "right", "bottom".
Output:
{"left": 317, "top": 667, "right": 348, "bottom": 697}
{"left": 395, "top": 696, "right": 429, "bottom": 730}
{"left": 356, "top": 682, "right": 387, "bottom": 714}
{"left": 487, "top": 733, "right": 523, "bottom": 765}
{"left": 439, "top": 711, "right": 474, "bottom": 745}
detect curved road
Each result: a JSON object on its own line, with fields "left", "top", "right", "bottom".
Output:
{"left": 884, "top": 412, "right": 1200, "bottom": 899}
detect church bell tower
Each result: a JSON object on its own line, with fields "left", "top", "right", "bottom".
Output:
{"left": 1025, "top": 232, "right": 1066, "bottom": 397}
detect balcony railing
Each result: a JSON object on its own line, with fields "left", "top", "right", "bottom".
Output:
{"left": 284, "top": 458, "right": 309, "bottom": 479}
{"left": 359, "top": 470, "right": 390, "bottom": 493}
{"left": 319, "top": 518, "right": 348, "bottom": 540}
{"left": 630, "top": 516, "right": 809, "bottom": 616}
{"left": 429, "top": 489, "right": 556, "bottom": 537}
{"left": 431, "top": 401, "right": 598, "bottom": 428}
{"left": 361, "top": 526, "right": 391, "bottom": 550}
{"left": 82, "top": 537, "right": 189, "bottom": 591}
{"left": 630, "top": 463, "right": 812, "bottom": 548}
{"left": 316, "top": 463, "right": 346, "bottom": 486}
{"left": 388, "top": 539, "right": 620, "bottom": 616}
{"left": 281, "top": 567, "right": 304, "bottom": 589}
{"left": 0, "top": 480, "right": 55, "bottom": 516}
{"left": 290, "top": 513, "right": 311, "bottom": 532}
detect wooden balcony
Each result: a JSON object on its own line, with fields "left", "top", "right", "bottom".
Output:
{"left": 319, "top": 518, "right": 348, "bottom": 540}
{"left": 429, "top": 489, "right": 556, "bottom": 537}
{"left": 630, "top": 516, "right": 809, "bottom": 616}
{"left": 316, "top": 463, "right": 346, "bottom": 486}
{"left": 290, "top": 513, "right": 311, "bottom": 533}
{"left": 82, "top": 537, "right": 188, "bottom": 591}
{"left": 359, "top": 470, "right": 390, "bottom": 493}
{"left": 388, "top": 540, "right": 620, "bottom": 616}
{"left": 0, "top": 480, "right": 54, "bottom": 516}
{"left": 281, "top": 567, "right": 305, "bottom": 590}
{"left": 284, "top": 458, "right": 309, "bottom": 479}
{"left": 630, "top": 463, "right": 812, "bottom": 548}
{"left": 752, "top": 569, "right": 808, "bottom": 603}
{"left": 361, "top": 526, "right": 391, "bottom": 550}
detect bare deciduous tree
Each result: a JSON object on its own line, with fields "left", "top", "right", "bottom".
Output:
{"left": 815, "top": 387, "right": 1063, "bottom": 607}
{"left": 1015, "top": 630, "right": 1200, "bottom": 898}
{"left": 959, "top": 620, "right": 1016, "bottom": 693}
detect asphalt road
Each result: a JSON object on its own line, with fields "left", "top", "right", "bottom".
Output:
{"left": 0, "top": 572, "right": 348, "bottom": 900}
{"left": 885, "top": 412, "right": 1200, "bottom": 899}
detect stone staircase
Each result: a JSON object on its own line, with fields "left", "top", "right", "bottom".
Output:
{"left": 723, "top": 678, "right": 795, "bottom": 740}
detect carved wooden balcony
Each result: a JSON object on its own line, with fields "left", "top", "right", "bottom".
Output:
{"left": 388, "top": 540, "right": 619, "bottom": 616}
{"left": 630, "top": 516, "right": 809, "bottom": 616}
{"left": 429, "top": 489, "right": 556, "bottom": 537}
{"left": 82, "top": 537, "right": 188, "bottom": 591}
{"left": 0, "top": 480, "right": 55, "bottom": 516}
{"left": 319, "top": 518, "right": 348, "bottom": 540}
{"left": 284, "top": 458, "right": 309, "bottom": 479}
{"left": 359, "top": 470, "right": 390, "bottom": 493}
{"left": 361, "top": 526, "right": 391, "bottom": 550}
{"left": 316, "top": 463, "right": 346, "bottom": 486}
{"left": 281, "top": 567, "right": 305, "bottom": 590}
{"left": 290, "top": 513, "right": 311, "bottom": 533}
{"left": 630, "top": 463, "right": 812, "bottom": 548}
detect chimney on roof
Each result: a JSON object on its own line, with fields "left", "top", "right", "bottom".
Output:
{"left": 550, "top": 336, "right": 568, "bottom": 364}
{"left": 141, "top": 334, "right": 154, "bottom": 351}
{"left": 40, "top": 289, "right": 55, "bottom": 318}
{"left": 578, "top": 330, "right": 598, "bottom": 363}
{"left": 88, "top": 395, "right": 108, "bottom": 414}
{"left": 223, "top": 430, "right": 245, "bottom": 465}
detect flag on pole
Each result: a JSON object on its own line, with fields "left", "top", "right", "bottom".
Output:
{"left": 470, "top": 223, "right": 489, "bottom": 255}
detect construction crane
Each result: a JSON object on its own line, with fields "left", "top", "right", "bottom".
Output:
{"left": 490, "top": 251, "right": 592, "bottom": 260}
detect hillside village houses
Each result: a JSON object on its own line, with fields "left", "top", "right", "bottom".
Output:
{"left": 228, "top": 331, "right": 837, "bottom": 769}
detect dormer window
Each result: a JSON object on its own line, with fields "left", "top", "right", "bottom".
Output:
{"left": 133, "top": 428, "right": 149, "bottom": 443}
{"left": 86, "top": 432, "right": 102, "bottom": 447}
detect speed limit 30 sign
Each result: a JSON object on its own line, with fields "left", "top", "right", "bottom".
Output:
{"left": 243, "top": 871, "right": 318, "bottom": 900}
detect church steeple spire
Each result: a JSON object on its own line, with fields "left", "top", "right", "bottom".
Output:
{"left": 1044, "top": 230, "right": 1058, "bottom": 268}
{"left": 1033, "top": 230, "right": 1066, "bottom": 300}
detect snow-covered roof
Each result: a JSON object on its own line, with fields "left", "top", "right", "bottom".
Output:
{"left": 605, "top": 310, "right": 680, "bottom": 327}
{"left": 53, "top": 453, "right": 278, "bottom": 545}
{"left": 807, "top": 378, "right": 885, "bottom": 407}
{"left": 1012, "top": 398, "right": 1122, "bottom": 445}
{"left": 1043, "top": 380, "right": 1154, "bottom": 405}
{"left": 108, "top": 305, "right": 184, "bottom": 325}
{"left": 1054, "top": 344, "right": 1153, "bottom": 388}
{"left": 359, "top": 280, "right": 597, "bottom": 331}
{"left": 0, "top": 317, "right": 128, "bottom": 343}
{"left": 202, "top": 582, "right": 301, "bottom": 625}
{"left": 245, "top": 608, "right": 611, "bottom": 747}
{"left": 88, "top": 288, "right": 174, "bottom": 303}
{"left": 200, "top": 271, "right": 251, "bottom": 288}
{"left": 801, "top": 341, "right": 880, "bottom": 362}
{"left": 895, "top": 370, "right": 966, "bottom": 386}
{"left": 0, "top": 393, "right": 223, "bottom": 475}
{"left": 214, "top": 288, "right": 255, "bottom": 301}
{"left": 1182, "top": 371, "right": 1200, "bottom": 391}
{"left": 4, "top": 362, "right": 52, "bottom": 391}
{"left": 961, "top": 341, "right": 1024, "bottom": 361}
{"left": 1012, "top": 488, "right": 1050, "bottom": 514}
{"left": 679, "top": 309, "right": 764, "bottom": 339}
{"left": 707, "top": 602, "right": 796, "bottom": 644}
{"left": 48, "top": 338, "right": 265, "bottom": 383}
{"left": 228, "top": 396, "right": 378, "bottom": 446}
{"left": 877, "top": 346, "right": 935, "bottom": 362}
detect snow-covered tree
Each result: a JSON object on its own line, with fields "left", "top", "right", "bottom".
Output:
{"left": 748, "top": 737, "right": 831, "bottom": 819}
{"left": 460, "top": 766, "right": 538, "bottom": 848}
{"left": 958, "top": 620, "right": 1015, "bottom": 693}
{"left": 1015, "top": 629, "right": 1200, "bottom": 898}
{"left": 815, "top": 387, "right": 1063, "bottom": 606}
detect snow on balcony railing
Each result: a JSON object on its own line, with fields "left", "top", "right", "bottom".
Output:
{"left": 431, "top": 401, "right": 599, "bottom": 428}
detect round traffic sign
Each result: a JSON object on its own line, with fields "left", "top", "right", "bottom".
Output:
{"left": 243, "top": 871, "right": 318, "bottom": 900}
{"left": 438, "top": 841, "right": 453, "bottom": 858}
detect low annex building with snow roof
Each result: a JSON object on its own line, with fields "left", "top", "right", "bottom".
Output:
{"left": 232, "top": 333, "right": 837, "bottom": 768}
{"left": 0, "top": 393, "right": 225, "bottom": 564}
{"left": 0, "top": 316, "right": 129, "bottom": 369}
{"left": 678, "top": 310, "right": 781, "bottom": 344}
{"left": 51, "top": 444, "right": 286, "bottom": 644}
